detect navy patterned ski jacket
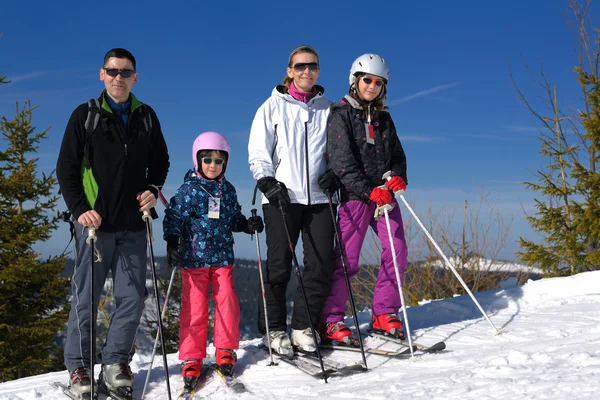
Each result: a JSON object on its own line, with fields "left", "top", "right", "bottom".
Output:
{"left": 163, "top": 169, "right": 244, "bottom": 268}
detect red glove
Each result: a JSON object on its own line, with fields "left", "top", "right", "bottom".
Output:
{"left": 369, "top": 187, "right": 393, "bottom": 206}
{"left": 385, "top": 176, "right": 407, "bottom": 192}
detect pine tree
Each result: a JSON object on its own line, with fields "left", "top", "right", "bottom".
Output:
{"left": 0, "top": 98, "right": 71, "bottom": 381}
{"left": 514, "top": 0, "right": 600, "bottom": 276}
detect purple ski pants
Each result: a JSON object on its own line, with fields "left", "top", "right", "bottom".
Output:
{"left": 320, "top": 199, "right": 408, "bottom": 322}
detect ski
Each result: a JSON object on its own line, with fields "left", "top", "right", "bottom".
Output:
{"left": 279, "top": 354, "right": 337, "bottom": 379}
{"left": 50, "top": 382, "right": 99, "bottom": 400}
{"left": 295, "top": 351, "right": 368, "bottom": 374}
{"left": 97, "top": 382, "right": 131, "bottom": 400}
{"left": 319, "top": 343, "right": 415, "bottom": 359}
{"left": 176, "top": 364, "right": 213, "bottom": 400}
{"left": 213, "top": 365, "right": 248, "bottom": 394}
{"left": 367, "top": 331, "right": 447, "bottom": 353}
{"left": 249, "top": 343, "right": 364, "bottom": 378}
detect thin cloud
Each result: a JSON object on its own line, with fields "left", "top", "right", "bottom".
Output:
{"left": 389, "top": 82, "right": 461, "bottom": 105}
{"left": 400, "top": 134, "right": 444, "bottom": 142}
{"left": 8, "top": 71, "right": 47, "bottom": 83}
{"left": 458, "top": 133, "right": 529, "bottom": 141}
{"left": 506, "top": 125, "right": 540, "bottom": 133}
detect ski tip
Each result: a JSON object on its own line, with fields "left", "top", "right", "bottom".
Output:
{"left": 425, "top": 341, "right": 446, "bottom": 352}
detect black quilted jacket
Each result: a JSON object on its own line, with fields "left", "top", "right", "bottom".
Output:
{"left": 326, "top": 95, "right": 407, "bottom": 202}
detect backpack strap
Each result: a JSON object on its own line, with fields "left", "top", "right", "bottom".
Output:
{"left": 141, "top": 104, "right": 153, "bottom": 134}
{"left": 83, "top": 98, "right": 102, "bottom": 169}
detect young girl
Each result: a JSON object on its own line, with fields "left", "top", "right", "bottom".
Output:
{"left": 163, "top": 131, "right": 263, "bottom": 389}
{"left": 319, "top": 54, "right": 409, "bottom": 343}
{"left": 248, "top": 45, "right": 336, "bottom": 355}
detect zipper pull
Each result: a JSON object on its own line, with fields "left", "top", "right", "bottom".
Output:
{"left": 124, "top": 143, "right": 128, "bottom": 155}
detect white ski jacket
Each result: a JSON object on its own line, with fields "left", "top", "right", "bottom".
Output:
{"left": 249, "top": 85, "right": 335, "bottom": 205}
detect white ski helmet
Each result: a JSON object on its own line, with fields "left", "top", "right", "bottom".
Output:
{"left": 349, "top": 54, "right": 390, "bottom": 86}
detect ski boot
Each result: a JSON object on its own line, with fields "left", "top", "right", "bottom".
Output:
{"left": 291, "top": 328, "right": 320, "bottom": 353}
{"left": 215, "top": 348, "right": 237, "bottom": 377}
{"left": 68, "top": 367, "right": 94, "bottom": 399}
{"left": 263, "top": 330, "right": 293, "bottom": 356}
{"left": 320, "top": 321, "right": 356, "bottom": 345}
{"left": 181, "top": 359, "right": 202, "bottom": 390}
{"left": 98, "top": 363, "right": 133, "bottom": 400}
{"left": 372, "top": 313, "right": 406, "bottom": 340}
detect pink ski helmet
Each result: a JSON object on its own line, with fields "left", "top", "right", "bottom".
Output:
{"left": 192, "top": 131, "right": 230, "bottom": 173}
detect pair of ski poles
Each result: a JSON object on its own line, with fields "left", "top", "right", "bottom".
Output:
{"left": 378, "top": 171, "right": 500, "bottom": 343}
{"left": 84, "top": 191, "right": 173, "bottom": 400}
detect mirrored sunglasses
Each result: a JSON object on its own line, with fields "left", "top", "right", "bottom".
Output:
{"left": 293, "top": 62, "right": 319, "bottom": 72}
{"left": 362, "top": 76, "right": 384, "bottom": 87}
{"left": 103, "top": 68, "right": 136, "bottom": 78}
{"left": 201, "top": 157, "right": 225, "bottom": 165}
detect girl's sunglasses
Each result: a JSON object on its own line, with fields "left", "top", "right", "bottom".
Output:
{"left": 103, "top": 68, "right": 136, "bottom": 78}
{"left": 201, "top": 157, "right": 225, "bottom": 165}
{"left": 362, "top": 76, "right": 385, "bottom": 87}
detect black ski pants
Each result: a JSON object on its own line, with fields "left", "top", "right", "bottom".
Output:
{"left": 258, "top": 203, "right": 336, "bottom": 334}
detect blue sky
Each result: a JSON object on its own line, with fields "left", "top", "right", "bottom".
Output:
{"left": 0, "top": 0, "right": 586, "bottom": 262}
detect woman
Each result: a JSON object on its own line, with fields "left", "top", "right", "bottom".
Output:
{"left": 248, "top": 45, "right": 335, "bottom": 355}
{"left": 319, "top": 54, "right": 409, "bottom": 343}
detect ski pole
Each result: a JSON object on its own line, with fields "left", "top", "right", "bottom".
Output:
{"left": 141, "top": 188, "right": 174, "bottom": 399}
{"left": 142, "top": 210, "right": 172, "bottom": 399}
{"left": 381, "top": 171, "right": 501, "bottom": 334}
{"left": 141, "top": 267, "right": 177, "bottom": 400}
{"left": 251, "top": 208, "right": 276, "bottom": 366}
{"left": 85, "top": 227, "right": 97, "bottom": 399}
{"left": 379, "top": 172, "right": 413, "bottom": 357}
{"left": 277, "top": 205, "right": 328, "bottom": 382}
{"left": 325, "top": 193, "right": 368, "bottom": 370}
{"left": 397, "top": 193, "right": 501, "bottom": 334}
{"left": 380, "top": 203, "right": 415, "bottom": 358}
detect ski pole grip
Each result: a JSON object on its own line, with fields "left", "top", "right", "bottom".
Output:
{"left": 86, "top": 227, "right": 97, "bottom": 244}
{"left": 382, "top": 171, "right": 404, "bottom": 197}
{"left": 142, "top": 209, "right": 152, "bottom": 222}
{"left": 251, "top": 208, "right": 257, "bottom": 218}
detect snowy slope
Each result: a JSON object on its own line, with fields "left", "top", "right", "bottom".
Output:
{"left": 1, "top": 271, "right": 600, "bottom": 400}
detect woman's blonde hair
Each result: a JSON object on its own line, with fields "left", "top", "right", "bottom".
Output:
{"left": 282, "top": 45, "right": 320, "bottom": 89}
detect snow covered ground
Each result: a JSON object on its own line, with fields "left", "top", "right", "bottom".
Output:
{"left": 1, "top": 270, "right": 600, "bottom": 400}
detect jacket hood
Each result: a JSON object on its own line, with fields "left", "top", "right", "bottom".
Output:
{"left": 330, "top": 94, "right": 364, "bottom": 113}
{"left": 183, "top": 169, "right": 224, "bottom": 187}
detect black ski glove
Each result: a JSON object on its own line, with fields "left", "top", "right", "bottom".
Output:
{"left": 166, "top": 236, "right": 184, "bottom": 270}
{"left": 247, "top": 215, "right": 264, "bottom": 233}
{"left": 257, "top": 177, "right": 291, "bottom": 207}
{"left": 235, "top": 215, "right": 265, "bottom": 234}
{"left": 318, "top": 169, "right": 342, "bottom": 195}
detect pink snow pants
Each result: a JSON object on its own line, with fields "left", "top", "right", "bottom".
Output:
{"left": 179, "top": 265, "right": 240, "bottom": 361}
{"left": 320, "top": 199, "right": 408, "bottom": 322}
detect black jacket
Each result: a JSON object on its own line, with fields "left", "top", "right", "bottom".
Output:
{"left": 327, "top": 95, "right": 407, "bottom": 202}
{"left": 56, "top": 91, "right": 170, "bottom": 231}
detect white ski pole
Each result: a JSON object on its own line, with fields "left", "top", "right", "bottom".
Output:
{"left": 382, "top": 172, "right": 501, "bottom": 334}
{"left": 251, "top": 209, "right": 276, "bottom": 366}
{"left": 86, "top": 227, "right": 97, "bottom": 399}
{"left": 379, "top": 202, "right": 415, "bottom": 358}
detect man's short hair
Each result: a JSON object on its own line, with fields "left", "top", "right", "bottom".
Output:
{"left": 103, "top": 48, "right": 137, "bottom": 70}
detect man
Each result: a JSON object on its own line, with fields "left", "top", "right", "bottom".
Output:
{"left": 56, "top": 48, "right": 170, "bottom": 399}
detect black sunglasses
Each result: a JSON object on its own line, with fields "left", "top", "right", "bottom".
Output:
{"left": 201, "top": 157, "right": 225, "bottom": 165}
{"left": 293, "top": 62, "right": 319, "bottom": 72}
{"left": 362, "top": 76, "right": 385, "bottom": 87}
{"left": 103, "top": 68, "right": 136, "bottom": 78}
